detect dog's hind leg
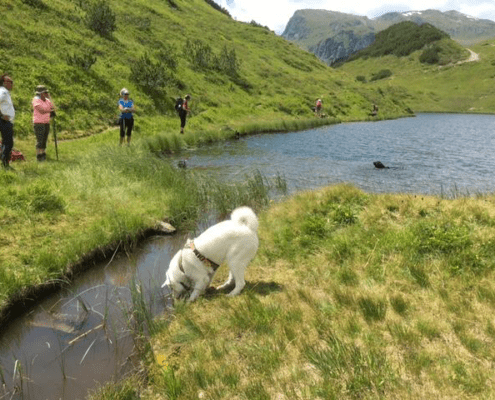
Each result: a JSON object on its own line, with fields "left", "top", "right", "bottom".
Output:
{"left": 217, "top": 272, "right": 235, "bottom": 292}
{"left": 225, "top": 265, "right": 248, "bottom": 297}
{"left": 227, "top": 275, "right": 245, "bottom": 297}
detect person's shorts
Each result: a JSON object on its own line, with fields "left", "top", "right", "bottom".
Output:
{"left": 119, "top": 117, "right": 134, "bottom": 137}
{"left": 34, "top": 123, "right": 50, "bottom": 149}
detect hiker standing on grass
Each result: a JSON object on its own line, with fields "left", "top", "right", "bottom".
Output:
{"left": 371, "top": 103, "right": 379, "bottom": 116}
{"left": 118, "top": 88, "right": 135, "bottom": 145}
{"left": 178, "top": 94, "right": 191, "bottom": 134}
{"left": 315, "top": 98, "right": 322, "bottom": 117}
{"left": 0, "top": 74, "right": 15, "bottom": 170}
{"left": 32, "top": 85, "right": 55, "bottom": 162}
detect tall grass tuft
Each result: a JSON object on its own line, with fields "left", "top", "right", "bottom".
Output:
{"left": 305, "top": 330, "right": 395, "bottom": 398}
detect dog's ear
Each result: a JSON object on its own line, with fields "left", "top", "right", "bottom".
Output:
{"left": 162, "top": 274, "right": 171, "bottom": 288}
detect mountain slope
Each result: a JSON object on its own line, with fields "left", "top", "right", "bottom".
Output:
{"left": 336, "top": 37, "right": 495, "bottom": 113}
{"left": 0, "top": 0, "right": 411, "bottom": 141}
{"left": 283, "top": 9, "right": 495, "bottom": 65}
{"left": 343, "top": 20, "right": 470, "bottom": 66}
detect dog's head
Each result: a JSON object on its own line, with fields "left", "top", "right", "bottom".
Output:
{"left": 162, "top": 253, "right": 190, "bottom": 299}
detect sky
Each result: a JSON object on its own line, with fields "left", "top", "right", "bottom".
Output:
{"left": 211, "top": 0, "right": 495, "bottom": 34}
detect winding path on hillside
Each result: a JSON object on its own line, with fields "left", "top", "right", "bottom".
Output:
{"left": 439, "top": 49, "right": 479, "bottom": 69}
{"left": 461, "top": 49, "right": 479, "bottom": 64}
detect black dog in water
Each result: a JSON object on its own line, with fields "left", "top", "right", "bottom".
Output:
{"left": 373, "top": 161, "right": 389, "bottom": 169}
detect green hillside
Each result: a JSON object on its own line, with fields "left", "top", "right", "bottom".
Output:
{"left": 337, "top": 35, "right": 495, "bottom": 113}
{"left": 348, "top": 21, "right": 450, "bottom": 60}
{"left": 0, "top": 0, "right": 411, "bottom": 142}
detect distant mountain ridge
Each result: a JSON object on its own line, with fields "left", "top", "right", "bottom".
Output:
{"left": 282, "top": 9, "right": 495, "bottom": 65}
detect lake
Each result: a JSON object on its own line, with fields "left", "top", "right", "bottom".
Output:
{"left": 175, "top": 113, "right": 495, "bottom": 196}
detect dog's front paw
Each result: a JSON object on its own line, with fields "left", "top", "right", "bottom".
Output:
{"left": 205, "top": 286, "right": 217, "bottom": 295}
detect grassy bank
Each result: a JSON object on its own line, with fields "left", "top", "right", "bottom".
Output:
{"left": 124, "top": 184, "right": 495, "bottom": 400}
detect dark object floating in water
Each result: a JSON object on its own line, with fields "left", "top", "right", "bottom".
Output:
{"left": 373, "top": 161, "right": 389, "bottom": 169}
{"left": 178, "top": 160, "right": 187, "bottom": 169}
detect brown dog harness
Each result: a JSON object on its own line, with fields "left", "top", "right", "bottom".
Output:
{"left": 177, "top": 241, "right": 220, "bottom": 275}
{"left": 189, "top": 241, "right": 220, "bottom": 271}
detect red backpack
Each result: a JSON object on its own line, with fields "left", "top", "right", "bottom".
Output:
{"left": 0, "top": 141, "right": 25, "bottom": 161}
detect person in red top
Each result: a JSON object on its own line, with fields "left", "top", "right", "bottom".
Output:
{"left": 32, "top": 85, "right": 55, "bottom": 161}
{"left": 179, "top": 94, "right": 191, "bottom": 134}
{"left": 315, "top": 98, "right": 322, "bottom": 117}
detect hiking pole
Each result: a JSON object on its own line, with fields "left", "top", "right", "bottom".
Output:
{"left": 52, "top": 111, "right": 59, "bottom": 161}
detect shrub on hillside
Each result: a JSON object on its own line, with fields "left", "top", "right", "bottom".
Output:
{"left": 204, "top": 0, "right": 231, "bottom": 17}
{"left": 157, "top": 45, "right": 179, "bottom": 71}
{"left": 356, "top": 75, "right": 367, "bottom": 83}
{"left": 370, "top": 69, "right": 393, "bottom": 81}
{"left": 184, "top": 39, "right": 214, "bottom": 70}
{"left": 85, "top": 0, "right": 117, "bottom": 38}
{"left": 217, "top": 45, "right": 241, "bottom": 77}
{"left": 21, "top": 0, "right": 47, "bottom": 9}
{"left": 67, "top": 51, "right": 97, "bottom": 71}
{"left": 184, "top": 40, "right": 241, "bottom": 77}
{"left": 420, "top": 39, "right": 469, "bottom": 65}
{"left": 131, "top": 54, "right": 169, "bottom": 92}
{"left": 419, "top": 45, "right": 440, "bottom": 64}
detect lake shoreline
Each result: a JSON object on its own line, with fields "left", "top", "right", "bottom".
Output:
{"left": 0, "top": 112, "right": 412, "bottom": 330}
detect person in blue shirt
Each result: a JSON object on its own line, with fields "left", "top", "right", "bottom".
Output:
{"left": 118, "top": 88, "right": 135, "bottom": 145}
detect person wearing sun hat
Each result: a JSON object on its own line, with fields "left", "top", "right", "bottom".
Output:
{"left": 32, "top": 84, "right": 55, "bottom": 161}
{"left": 118, "top": 88, "right": 135, "bottom": 145}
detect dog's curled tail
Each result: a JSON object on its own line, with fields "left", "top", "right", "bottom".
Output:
{"left": 231, "top": 206, "right": 258, "bottom": 232}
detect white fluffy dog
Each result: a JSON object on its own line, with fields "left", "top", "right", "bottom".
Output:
{"left": 162, "top": 206, "right": 259, "bottom": 302}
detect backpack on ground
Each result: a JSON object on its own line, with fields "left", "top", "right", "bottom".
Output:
{"left": 175, "top": 97, "right": 183, "bottom": 112}
{"left": 0, "top": 141, "right": 25, "bottom": 162}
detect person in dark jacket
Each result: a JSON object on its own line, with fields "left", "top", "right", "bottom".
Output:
{"left": 179, "top": 94, "right": 191, "bottom": 134}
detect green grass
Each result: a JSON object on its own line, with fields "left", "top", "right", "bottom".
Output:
{"left": 140, "top": 184, "right": 495, "bottom": 400}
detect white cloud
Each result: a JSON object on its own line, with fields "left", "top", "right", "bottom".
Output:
{"left": 211, "top": 0, "right": 495, "bottom": 33}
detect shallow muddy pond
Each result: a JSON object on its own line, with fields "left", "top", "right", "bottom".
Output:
{"left": 1, "top": 113, "right": 495, "bottom": 399}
